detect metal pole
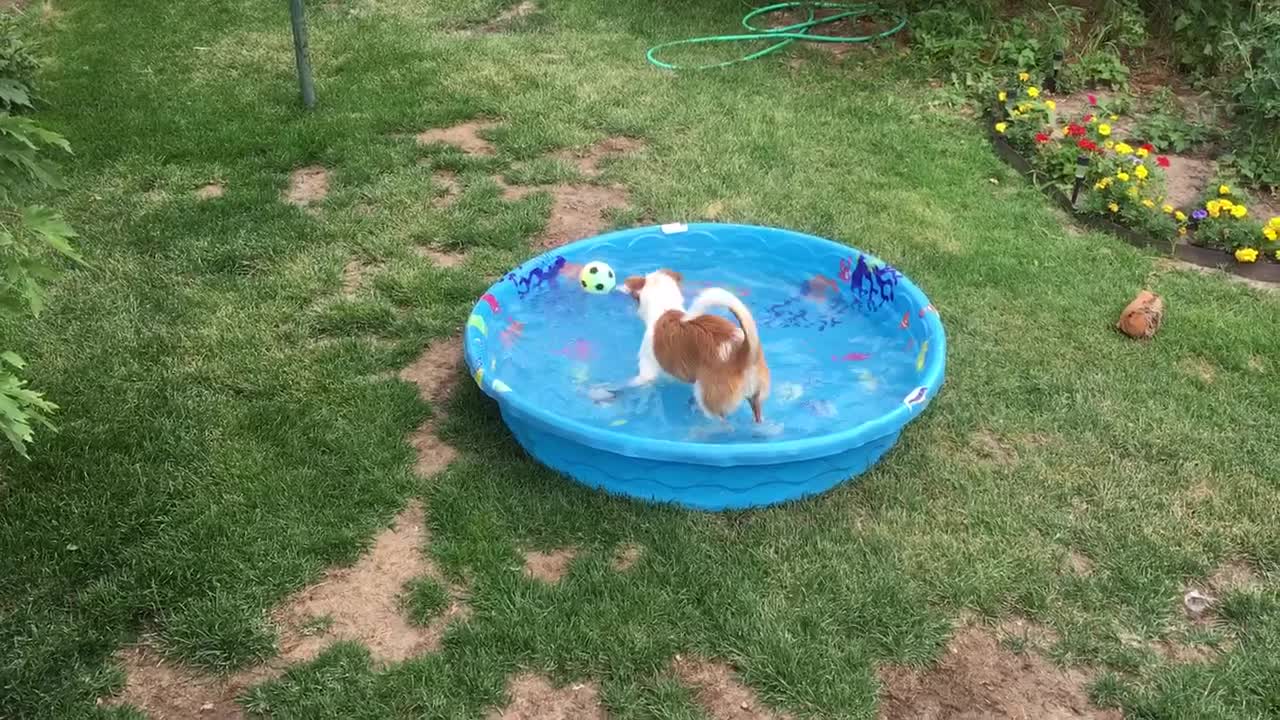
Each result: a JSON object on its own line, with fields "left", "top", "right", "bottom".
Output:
{"left": 289, "top": 0, "right": 316, "bottom": 109}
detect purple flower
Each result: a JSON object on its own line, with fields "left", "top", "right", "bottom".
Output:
{"left": 1192, "top": 209, "right": 1208, "bottom": 220}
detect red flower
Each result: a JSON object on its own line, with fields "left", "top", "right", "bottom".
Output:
{"left": 1088, "top": 94, "right": 1098, "bottom": 105}
{"left": 1066, "top": 123, "right": 1087, "bottom": 137}
{"left": 1156, "top": 156, "right": 1170, "bottom": 168}
{"left": 1083, "top": 113, "right": 1094, "bottom": 123}
{"left": 1077, "top": 139, "right": 1098, "bottom": 152}
{"left": 1140, "top": 143, "right": 1155, "bottom": 153}
{"left": 1035, "top": 132, "right": 1051, "bottom": 143}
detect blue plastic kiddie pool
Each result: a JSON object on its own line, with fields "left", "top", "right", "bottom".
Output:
{"left": 464, "top": 223, "right": 945, "bottom": 511}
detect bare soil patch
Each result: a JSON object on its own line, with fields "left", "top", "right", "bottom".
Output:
{"left": 539, "top": 184, "right": 629, "bottom": 248}
{"left": 970, "top": 429, "right": 1018, "bottom": 466}
{"left": 431, "top": 170, "right": 461, "bottom": 208}
{"left": 416, "top": 120, "right": 500, "bottom": 156}
{"left": 1208, "top": 560, "right": 1261, "bottom": 594}
{"left": 611, "top": 543, "right": 643, "bottom": 572}
{"left": 673, "top": 656, "right": 793, "bottom": 720}
{"left": 487, "top": 674, "right": 606, "bottom": 720}
{"left": 877, "top": 625, "right": 1120, "bottom": 720}
{"left": 108, "top": 501, "right": 468, "bottom": 718}
{"left": 1161, "top": 155, "right": 1216, "bottom": 210}
{"left": 494, "top": 175, "right": 539, "bottom": 201}
{"left": 341, "top": 259, "right": 376, "bottom": 296}
{"left": 194, "top": 183, "right": 225, "bottom": 201}
{"left": 480, "top": 0, "right": 538, "bottom": 33}
{"left": 414, "top": 246, "right": 466, "bottom": 268}
{"left": 555, "top": 136, "right": 645, "bottom": 178}
{"left": 283, "top": 165, "right": 330, "bottom": 208}
{"left": 398, "top": 336, "right": 464, "bottom": 478}
{"left": 1063, "top": 549, "right": 1095, "bottom": 577}
{"left": 523, "top": 548, "right": 577, "bottom": 584}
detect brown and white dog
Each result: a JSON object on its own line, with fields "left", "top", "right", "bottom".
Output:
{"left": 618, "top": 269, "right": 770, "bottom": 423}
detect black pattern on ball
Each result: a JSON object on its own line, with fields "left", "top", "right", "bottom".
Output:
{"left": 607, "top": 270, "right": 614, "bottom": 278}
{"left": 580, "top": 280, "right": 587, "bottom": 287}
{"left": 595, "top": 283, "right": 604, "bottom": 291}
{"left": 588, "top": 266, "right": 598, "bottom": 274}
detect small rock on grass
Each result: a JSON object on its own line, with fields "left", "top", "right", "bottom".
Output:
{"left": 1117, "top": 290, "right": 1164, "bottom": 339}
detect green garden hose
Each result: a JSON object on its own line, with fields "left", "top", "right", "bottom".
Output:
{"left": 646, "top": 2, "right": 907, "bottom": 71}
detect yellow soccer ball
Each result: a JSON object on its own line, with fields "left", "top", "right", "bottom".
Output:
{"left": 579, "top": 261, "right": 616, "bottom": 294}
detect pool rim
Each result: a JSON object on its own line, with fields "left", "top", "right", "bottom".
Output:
{"left": 465, "top": 222, "right": 946, "bottom": 468}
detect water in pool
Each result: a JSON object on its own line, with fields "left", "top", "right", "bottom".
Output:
{"left": 489, "top": 251, "right": 923, "bottom": 444}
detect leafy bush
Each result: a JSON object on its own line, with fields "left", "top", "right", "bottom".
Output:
{"left": 0, "top": 20, "right": 79, "bottom": 457}
{"left": 1064, "top": 49, "right": 1130, "bottom": 89}
{"left": 0, "top": 16, "right": 37, "bottom": 113}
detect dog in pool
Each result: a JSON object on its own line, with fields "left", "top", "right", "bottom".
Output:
{"left": 611, "top": 268, "right": 771, "bottom": 423}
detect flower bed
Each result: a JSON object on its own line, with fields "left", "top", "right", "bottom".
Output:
{"left": 988, "top": 75, "right": 1280, "bottom": 285}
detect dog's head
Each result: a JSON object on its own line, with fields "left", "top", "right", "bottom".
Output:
{"left": 621, "top": 268, "right": 684, "bottom": 320}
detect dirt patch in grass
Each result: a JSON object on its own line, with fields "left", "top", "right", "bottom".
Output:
{"left": 283, "top": 165, "right": 330, "bottom": 208}
{"left": 341, "top": 259, "right": 376, "bottom": 296}
{"left": 416, "top": 120, "right": 500, "bottom": 156}
{"left": 673, "top": 655, "right": 794, "bottom": 720}
{"left": 1153, "top": 638, "right": 1220, "bottom": 664}
{"left": 414, "top": 246, "right": 467, "bottom": 268}
{"left": 538, "top": 184, "right": 629, "bottom": 248}
{"left": 523, "top": 548, "right": 576, "bottom": 584}
{"left": 1208, "top": 560, "right": 1261, "bottom": 594}
{"left": 971, "top": 429, "right": 1018, "bottom": 466}
{"left": 495, "top": 175, "right": 539, "bottom": 201}
{"left": 995, "top": 617, "right": 1061, "bottom": 651}
{"left": 431, "top": 170, "right": 461, "bottom": 208}
{"left": 487, "top": 674, "right": 606, "bottom": 720}
{"left": 398, "top": 336, "right": 463, "bottom": 478}
{"left": 611, "top": 543, "right": 643, "bottom": 572}
{"left": 194, "top": 183, "right": 225, "bottom": 201}
{"left": 876, "top": 625, "right": 1120, "bottom": 720}
{"left": 1063, "top": 549, "right": 1095, "bottom": 577}
{"left": 108, "top": 501, "right": 468, "bottom": 718}
{"left": 479, "top": 1, "right": 538, "bottom": 33}
{"left": 274, "top": 501, "right": 466, "bottom": 664}
{"left": 555, "top": 136, "right": 645, "bottom": 178}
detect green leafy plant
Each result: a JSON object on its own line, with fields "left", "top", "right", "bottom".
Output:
{"left": 1067, "top": 49, "right": 1130, "bottom": 89}
{"left": 0, "top": 22, "right": 79, "bottom": 457}
{"left": 1135, "top": 110, "right": 1215, "bottom": 153}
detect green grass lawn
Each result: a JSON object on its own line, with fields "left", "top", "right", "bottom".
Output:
{"left": 2, "top": 0, "right": 1279, "bottom": 718}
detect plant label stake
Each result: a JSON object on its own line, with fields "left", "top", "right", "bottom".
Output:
{"left": 289, "top": 0, "right": 316, "bottom": 109}
{"left": 1070, "top": 153, "right": 1089, "bottom": 206}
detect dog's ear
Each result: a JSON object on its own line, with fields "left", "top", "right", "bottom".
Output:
{"left": 658, "top": 269, "right": 683, "bottom": 285}
{"left": 622, "top": 276, "right": 646, "bottom": 296}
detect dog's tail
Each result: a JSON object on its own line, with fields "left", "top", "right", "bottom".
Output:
{"left": 688, "top": 287, "right": 762, "bottom": 363}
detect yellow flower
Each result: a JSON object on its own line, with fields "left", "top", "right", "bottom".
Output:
{"left": 1218, "top": 184, "right": 1231, "bottom": 195}
{"left": 1045, "top": 99, "right": 1056, "bottom": 110}
{"left": 1115, "top": 142, "right": 1134, "bottom": 155}
{"left": 1062, "top": 126, "right": 1071, "bottom": 136}
{"left": 1220, "top": 198, "right": 1234, "bottom": 210}
{"left": 1018, "top": 71, "right": 1030, "bottom": 82}
{"left": 1098, "top": 124, "right": 1112, "bottom": 137}
{"left": 1269, "top": 217, "right": 1280, "bottom": 229}
{"left": 1276, "top": 249, "right": 1280, "bottom": 260}
{"left": 1231, "top": 204, "right": 1248, "bottom": 218}
{"left": 1108, "top": 202, "right": 1119, "bottom": 213}
{"left": 1026, "top": 86, "right": 1040, "bottom": 98}
{"left": 1127, "top": 186, "right": 1140, "bottom": 199}
{"left": 1135, "top": 147, "right": 1149, "bottom": 158}
{"left": 1110, "top": 114, "right": 1119, "bottom": 121}
{"left": 1175, "top": 211, "right": 1187, "bottom": 222}
{"left": 1235, "top": 247, "right": 1259, "bottom": 263}
{"left": 1264, "top": 227, "right": 1278, "bottom": 242}
{"left": 1017, "top": 102, "right": 1030, "bottom": 112}
{"left": 1162, "top": 204, "right": 1174, "bottom": 214}
{"left": 1011, "top": 109, "right": 1023, "bottom": 117}
{"left": 998, "top": 90, "right": 1007, "bottom": 102}
{"left": 1116, "top": 171, "right": 1130, "bottom": 182}
{"left": 1135, "top": 165, "right": 1149, "bottom": 180}
{"left": 1104, "top": 140, "right": 1115, "bottom": 148}
{"left": 1142, "top": 199, "right": 1155, "bottom": 208}
{"left": 994, "top": 122, "right": 1007, "bottom": 133}
{"left": 1179, "top": 227, "right": 1188, "bottom": 236}
{"left": 1098, "top": 177, "right": 1112, "bottom": 188}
